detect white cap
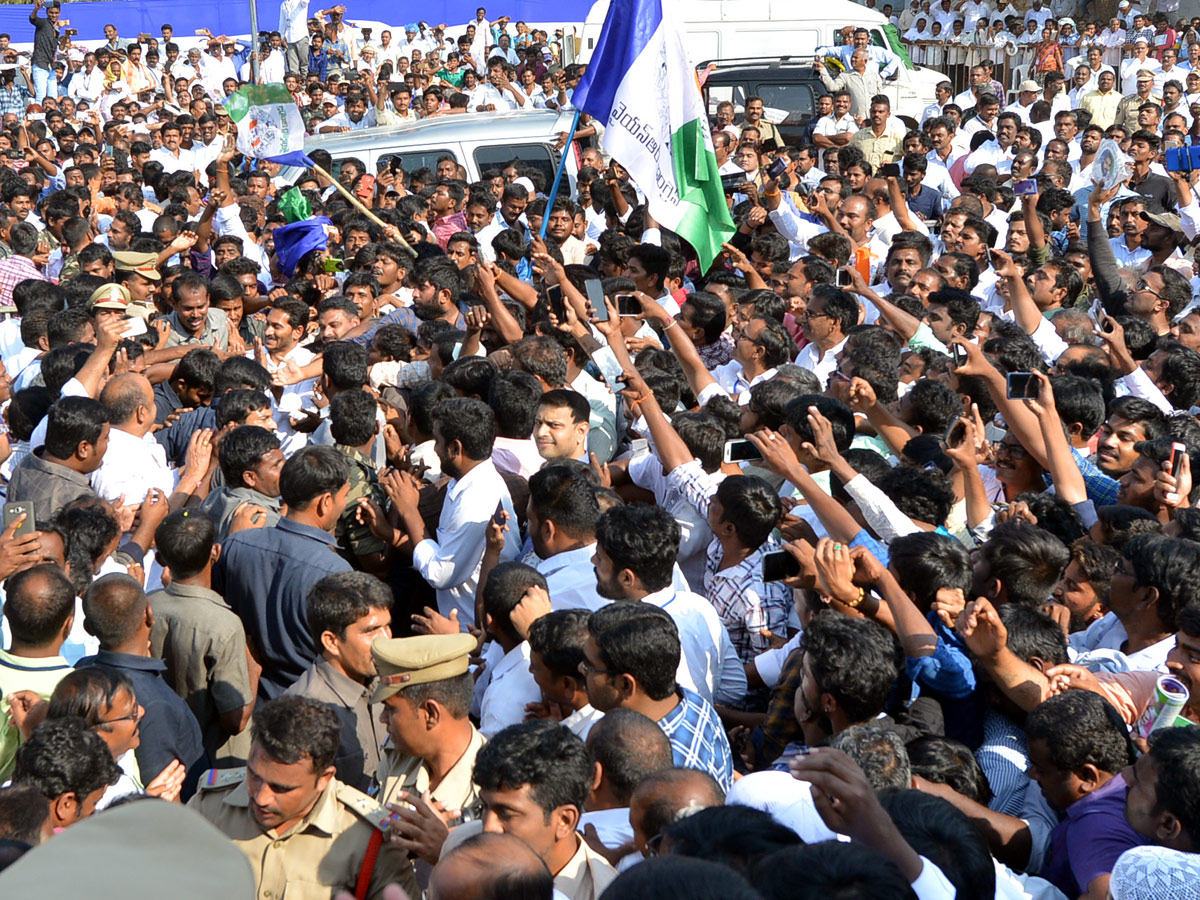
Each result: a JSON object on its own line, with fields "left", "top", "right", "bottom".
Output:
{"left": 1019, "top": 79, "right": 1040, "bottom": 92}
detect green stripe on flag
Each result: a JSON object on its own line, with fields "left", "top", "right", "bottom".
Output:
{"left": 670, "top": 118, "right": 736, "bottom": 274}
{"left": 277, "top": 186, "right": 312, "bottom": 224}
{"left": 224, "top": 84, "right": 294, "bottom": 123}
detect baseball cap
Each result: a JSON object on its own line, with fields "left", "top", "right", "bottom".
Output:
{"left": 1018, "top": 79, "right": 1039, "bottom": 92}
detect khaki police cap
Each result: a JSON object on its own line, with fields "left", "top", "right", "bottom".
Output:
{"left": 371, "top": 633, "right": 476, "bottom": 703}
{"left": 88, "top": 282, "right": 132, "bottom": 311}
{"left": 112, "top": 250, "right": 162, "bottom": 281}
{"left": 0, "top": 798, "right": 256, "bottom": 899}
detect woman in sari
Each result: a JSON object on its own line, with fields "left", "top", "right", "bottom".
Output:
{"left": 1033, "top": 24, "right": 1064, "bottom": 78}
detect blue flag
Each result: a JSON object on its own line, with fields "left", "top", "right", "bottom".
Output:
{"left": 273, "top": 216, "right": 331, "bottom": 277}
{"left": 267, "top": 151, "right": 316, "bottom": 169}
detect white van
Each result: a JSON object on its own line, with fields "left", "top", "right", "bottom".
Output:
{"left": 292, "top": 108, "right": 582, "bottom": 192}
{"left": 579, "top": 0, "right": 942, "bottom": 120}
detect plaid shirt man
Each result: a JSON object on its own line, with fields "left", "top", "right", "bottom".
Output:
{"left": 0, "top": 254, "right": 46, "bottom": 307}
{"left": 669, "top": 460, "right": 792, "bottom": 661}
{"left": 657, "top": 686, "right": 734, "bottom": 790}
{"left": 0, "top": 84, "right": 29, "bottom": 118}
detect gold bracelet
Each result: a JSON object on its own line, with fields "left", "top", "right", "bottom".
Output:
{"left": 843, "top": 587, "right": 865, "bottom": 609}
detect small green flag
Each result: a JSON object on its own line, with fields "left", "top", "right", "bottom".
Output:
{"left": 277, "top": 186, "right": 311, "bottom": 224}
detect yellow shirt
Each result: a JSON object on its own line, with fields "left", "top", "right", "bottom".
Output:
{"left": 1079, "top": 89, "right": 1122, "bottom": 130}
{"left": 849, "top": 121, "right": 908, "bottom": 170}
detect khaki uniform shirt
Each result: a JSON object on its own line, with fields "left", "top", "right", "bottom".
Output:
{"left": 148, "top": 582, "right": 254, "bottom": 766}
{"left": 284, "top": 657, "right": 386, "bottom": 784}
{"left": 1114, "top": 90, "right": 1161, "bottom": 130}
{"left": 188, "top": 772, "right": 415, "bottom": 900}
{"left": 374, "top": 725, "right": 486, "bottom": 823}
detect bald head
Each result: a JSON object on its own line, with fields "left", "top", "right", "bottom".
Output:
{"left": 4, "top": 565, "right": 75, "bottom": 648}
{"left": 430, "top": 832, "right": 553, "bottom": 900}
{"left": 586, "top": 709, "right": 674, "bottom": 808}
{"left": 630, "top": 767, "right": 725, "bottom": 856}
{"left": 81, "top": 573, "right": 149, "bottom": 651}
{"left": 99, "top": 373, "right": 154, "bottom": 430}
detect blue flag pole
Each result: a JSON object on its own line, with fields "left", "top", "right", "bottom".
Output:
{"left": 538, "top": 108, "right": 583, "bottom": 240}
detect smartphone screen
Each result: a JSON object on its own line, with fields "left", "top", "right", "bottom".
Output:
{"left": 879, "top": 163, "right": 900, "bottom": 178}
{"left": 723, "top": 439, "right": 764, "bottom": 463}
{"left": 944, "top": 419, "right": 967, "bottom": 447}
{"left": 761, "top": 550, "right": 802, "bottom": 583}
{"left": 1172, "top": 442, "right": 1187, "bottom": 481}
{"left": 547, "top": 284, "right": 566, "bottom": 322}
{"left": 584, "top": 279, "right": 608, "bottom": 321}
{"left": 1005, "top": 372, "right": 1037, "bottom": 399}
{"left": 836, "top": 269, "right": 852, "bottom": 287}
{"left": 616, "top": 294, "right": 641, "bottom": 317}
{"left": 951, "top": 344, "right": 966, "bottom": 366}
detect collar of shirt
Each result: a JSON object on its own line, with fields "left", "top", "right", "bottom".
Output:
{"left": 445, "top": 458, "right": 502, "bottom": 504}
{"left": 640, "top": 585, "right": 682, "bottom": 609}
{"left": 313, "top": 656, "right": 372, "bottom": 708}
{"left": 225, "top": 485, "right": 283, "bottom": 513}
{"left": 90, "top": 649, "right": 168, "bottom": 674}
{"left": 275, "top": 515, "right": 339, "bottom": 548}
{"left": 224, "top": 773, "right": 343, "bottom": 837}
{"left": 536, "top": 542, "right": 597, "bottom": 576}
{"left": 491, "top": 641, "right": 532, "bottom": 682}
{"left": 0, "top": 648, "right": 71, "bottom": 672}
{"left": 26, "top": 450, "right": 92, "bottom": 488}
{"left": 163, "top": 581, "right": 228, "bottom": 609}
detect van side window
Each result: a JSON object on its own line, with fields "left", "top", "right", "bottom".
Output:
{"left": 473, "top": 144, "right": 556, "bottom": 193}
{"left": 752, "top": 85, "right": 815, "bottom": 126}
{"left": 377, "top": 149, "right": 458, "bottom": 179}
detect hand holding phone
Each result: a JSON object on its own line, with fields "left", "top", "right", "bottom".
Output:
{"left": 547, "top": 284, "right": 566, "bottom": 322}
{"left": 762, "top": 550, "right": 802, "bottom": 583}
{"left": 615, "top": 294, "right": 641, "bottom": 317}
{"left": 723, "top": 439, "right": 764, "bottom": 464}
{"left": 1005, "top": 372, "right": 1037, "bottom": 399}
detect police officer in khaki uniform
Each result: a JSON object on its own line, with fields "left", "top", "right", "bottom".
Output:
{"left": 371, "top": 633, "right": 487, "bottom": 879}
{"left": 112, "top": 250, "right": 161, "bottom": 318}
{"left": 188, "top": 694, "right": 414, "bottom": 900}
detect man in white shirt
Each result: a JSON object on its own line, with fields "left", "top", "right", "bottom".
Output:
{"left": 150, "top": 122, "right": 195, "bottom": 176}
{"left": 317, "top": 93, "right": 376, "bottom": 132}
{"left": 477, "top": 568, "right": 543, "bottom": 738}
{"left": 920, "top": 81, "right": 953, "bottom": 125}
{"left": 813, "top": 90, "right": 858, "bottom": 149}
{"left": 796, "top": 287, "right": 853, "bottom": 387}
{"left": 1122, "top": 39, "right": 1163, "bottom": 94}
{"left": 391, "top": 397, "right": 522, "bottom": 625}
{"left": 89, "top": 373, "right": 180, "bottom": 506}
{"left": 279, "top": 0, "right": 313, "bottom": 75}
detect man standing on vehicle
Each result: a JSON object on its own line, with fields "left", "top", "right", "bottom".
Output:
{"left": 816, "top": 49, "right": 884, "bottom": 121}
{"left": 816, "top": 26, "right": 902, "bottom": 79}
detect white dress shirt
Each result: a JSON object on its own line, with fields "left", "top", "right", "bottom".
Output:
{"left": 795, "top": 337, "right": 848, "bottom": 387}
{"left": 151, "top": 146, "right": 195, "bottom": 175}
{"left": 478, "top": 641, "right": 542, "bottom": 737}
{"left": 491, "top": 437, "right": 545, "bottom": 481}
{"left": 701, "top": 360, "right": 779, "bottom": 407}
{"left": 534, "top": 543, "right": 609, "bottom": 613}
{"left": 561, "top": 704, "right": 604, "bottom": 739}
{"left": 413, "top": 459, "right": 521, "bottom": 624}
{"left": 90, "top": 426, "right": 176, "bottom": 504}
{"left": 1109, "top": 235, "right": 1154, "bottom": 268}
{"left": 641, "top": 585, "right": 748, "bottom": 707}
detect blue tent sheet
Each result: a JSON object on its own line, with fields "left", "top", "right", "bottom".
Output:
{"left": 0, "top": 1, "right": 592, "bottom": 43}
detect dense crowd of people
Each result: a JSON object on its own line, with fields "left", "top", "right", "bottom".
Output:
{"left": 0, "top": 1, "right": 1198, "bottom": 900}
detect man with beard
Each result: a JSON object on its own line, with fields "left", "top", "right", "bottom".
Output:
{"left": 377, "top": 397, "right": 520, "bottom": 626}
{"left": 189, "top": 695, "right": 410, "bottom": 899}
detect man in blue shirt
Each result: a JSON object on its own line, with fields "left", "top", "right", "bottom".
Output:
{"left": 215, "top": 445, "right": 352, "bottom": 701}
{"left": 582, "top": 602, "right": 734, "bottom": 790}
{"left": 78, "top": 573, "right": 208, "bottom": 799}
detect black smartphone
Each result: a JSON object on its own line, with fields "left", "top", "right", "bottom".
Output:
{"left": 723, "top": 439, "right": 764, "bottom": 463}
{"left": 836, "top": 269, "right": 852, "bottom": 287}
{"left": 584, "top": 279, "right": 608, "bottom": 321}
{"left": 951, "top": 343, "right": 967, "bottom": 366}
{"left": 720, "top": 172, "right": 745, "bottom": 193}
{"left": 879, "top": 162, "right": 901, "bottom": 177}
{"left": 944, "top": 419, "right": 967, "bottom": 448}
{"left": 616, "top": 294, "right": 641, "bottom": 317}
{"left": 547, "top": 284, "right": 566, "bottom": 321}
{"left": 1005, "top": 372, "right": 1037, "bottom": 399}
{"left": 765, "top": 156, "right": 788, "bottom": 180}
{"left": 761, "top": 138, "right": 780, "bottom": 154}
{"left": 492, "top": 500, "right": 506, "bottom": 526}
{"left": 2, "top": 501, "right": 34, "bottom": 537}
{"left": 761, "top": 550, "right": 802, "bottom": 583}
{"left": 1171, "top": 441, "right": 1187, "bottom": 481}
